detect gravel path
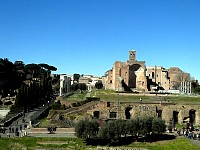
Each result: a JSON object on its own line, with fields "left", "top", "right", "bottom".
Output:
{"left": 188, "top": 138, "right": 200, "bottom": 147}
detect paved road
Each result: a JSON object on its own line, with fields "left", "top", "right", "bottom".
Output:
{"left": 0, "top": 104, "right": 50, "bottom": 138}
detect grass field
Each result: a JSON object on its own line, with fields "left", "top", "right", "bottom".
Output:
{"left": 0, "top": 137, "right": 199, "bottom": 150}
{"left": 63, "top": 91, "right": 87, "bottom": 101}
{"left": 61, "top": 90, "right": 200, "bottom": 105}
{"left": 92, "top": 90, "right": 200, "bottom": 104}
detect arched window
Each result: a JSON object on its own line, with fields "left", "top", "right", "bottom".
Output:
{"left": 152, "top": 72, "right": 155, "bottom": 79}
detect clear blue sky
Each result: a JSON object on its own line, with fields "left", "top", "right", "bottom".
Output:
{"left": 1, "top": 0, "right": 200, "bottom": 80}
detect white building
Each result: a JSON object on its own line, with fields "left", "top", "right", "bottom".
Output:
{"left": 79, "top": 75, "right": 102, "bottom": 91}
{"left": 90, "top": 76, "right": 102, "bottom": 86}
{"left": 180, "top": 81, "right": 192, "bottom": 94}
{"left": 59, "top": 74, "right": 72, "bottom": 96}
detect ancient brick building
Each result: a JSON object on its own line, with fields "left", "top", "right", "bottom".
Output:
{"left": 103, "top": 50, "right": 190, "bottom": 92}
{"left": 87, "top": 101, "right": 200, "bottom": 127}
{"left": 103, "top": 50, "right": 147, "bottom": 92}
{"left": 168, "top": 67, "right": 190, "bottom": 90}
{"left": 146, "top": 66, "right": 170, "bottom": 91}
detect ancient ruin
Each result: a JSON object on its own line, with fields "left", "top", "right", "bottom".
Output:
{"left": 87, "top": 100, "right": 200, "bottom": 127}
{"left": 102, "top": 50, "right": 190, "bottom": 92}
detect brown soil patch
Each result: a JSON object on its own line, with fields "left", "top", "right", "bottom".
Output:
{"left": 37, "top": 141, "right": 67, "bottom": 145}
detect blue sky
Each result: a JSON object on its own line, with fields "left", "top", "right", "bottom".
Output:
{"left": 1, "top": 0, "right": 200, "bottom": 80}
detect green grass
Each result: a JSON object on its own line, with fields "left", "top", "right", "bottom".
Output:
{"left": 62, "top": 89, "right": 200, "bottom": 104}
{"left": 167, "top": 95, "right": 200, "bottom": 104}
{"left": 92, "top": 89, "right": 200, "bottom": 104}
{"left": 64, "top": 91, "right": 87, "bottom": 101}
{"left": 38, "top": 118, "right": 56, "bottom": 128}
{"left": 0, "top": 137, "right": 92, "bottom": 150}
{"left": 0, "top": 137, "right": 199, "bottom": 150}
{"left": 130, "top": 138, "right": 200, "bottom": 150}
{"left": 175, "top": 123, "right": 185, "bottom": 129}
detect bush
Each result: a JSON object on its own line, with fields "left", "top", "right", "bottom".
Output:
{"left": 95, "top": 81, "right": 103, "bottom": 89}
{"left": 75, "top": 117, "right": 166, "bottom": 144}
{"left": 51, "top": 102, "right": 66, "bottom": 110}
{"left": 152, "top": 117, "right": 166, "bottom": 134}
{"left": 75, "top": 119, "right": 99, "bottom": 139}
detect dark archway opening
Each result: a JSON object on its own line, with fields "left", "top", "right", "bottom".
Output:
{"left": 109, "top": 112, "right": 117, "bottom": 119}
{"left": 157, "top": 110, "right": 162, "bottom": 118}
{"left": 173, "top": 111, "right": 179, "bottom": 124}
{"left": 107, "top": 102, "right": 110, "bottom": 107}
{"left": 189, "top": 109, "right": 196, "bottom": 124}
{"left": 125, "top": 107, "right": 132, "bottom": 119}
{"left": 129, "top": 64, "right": 141, "bottom": 88}
{"left": 93, "top": 111, "right": 100, "bottom": 119}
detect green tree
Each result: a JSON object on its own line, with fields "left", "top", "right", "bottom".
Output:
{"left": 116, "top": 119, "right": 128, "bottom": 137}
{"left": 98, "top": 121, "right": 110, "bottom": 140}
{"left": 98, "top": 120, "right": 122, "bottom": 142}
{"left": 75, "top": 119, "right": 99, "bottom": 139}
{"left": 194, "top": 86, "right": 200, "bottom": 94}
{"left": 24, "top": 63, "right": 41, "bottom": 78}
{"left": 98, "top": 121, "right": 113, "bottom": 140}
{"left": 95, "top": 81, "right": 103, "bottom": 89}
{"left": 14, "top": 61, "right": 25, "bottom": 70}
{"left": 0, "top": 58, "right": 18, "bottom": 96}
{"left": 152, "top": 117, "right": 166, "bottom": 134}
{"left": 128, "top": 118, "right": 140, "bottom": 137}
{"left": 78, "top": 83, "right": 87, "bottom": 91}
{"left": 39, "top": 63, "right": 57, "bottom": 75}
{"left": 71, "top": 83, "right": 78, "bottom": 91}
{"left": 139, "top": 116, "right": 153, "bottom": 136}
{"left": 73, "top": 74, "right": 80, "bottom": 82}
{"left": 75, "top": 120, "right": 86, "bottom": 138}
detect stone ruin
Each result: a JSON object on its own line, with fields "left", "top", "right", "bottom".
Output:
{"left": 87, "top": 101, "right": 200, "bottom": 127}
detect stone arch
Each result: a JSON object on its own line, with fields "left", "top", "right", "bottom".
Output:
{"left": 156, "top": 106, "right": 162, "bottom": 118}
{"left": 93, "top": 111, "right": 100, "bottom": 119}
{"left": 173, "top": 111, "right": 179, "bottom": 125}
{"left": 129, "top": 64, "right": 141, "bottom": 88}
{"left": 157, "top": 110, "right": 162, "bottom": 118}
{"left": 189, "top": 109, "right": 196, "bottom": 124}
{"left": 125, "top": 106, "right": 132, "bottom": 119}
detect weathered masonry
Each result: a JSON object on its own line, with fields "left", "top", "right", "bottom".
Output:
{"left": 87, "top": 101, "right": 200, "bottom": 126}
{"left": 102, "top": 50, "right": 191, "bottom": 92}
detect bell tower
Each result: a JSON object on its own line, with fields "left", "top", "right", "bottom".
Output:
{"left": 129, "top": 50, "right": 136, "bottom": 62}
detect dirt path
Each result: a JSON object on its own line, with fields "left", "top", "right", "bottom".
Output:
{"left": 188, "top": 139, "right": 200, "bottom": 147}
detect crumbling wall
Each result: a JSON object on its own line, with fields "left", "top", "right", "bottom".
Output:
{"left": 130, "top": 105, "right": 157, "bottom": 118}
{"left": 195, "top": 111, "right": 200, "bottom": 125}
{"left": 87, "top": 101, "right": 200, "bottom": 126}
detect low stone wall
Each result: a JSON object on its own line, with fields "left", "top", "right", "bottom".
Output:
{"left": 162, "top": 105, "right": 200, "bottom": 125}
{"left": 29, "top": 127, "right": 75, "bottom": 133}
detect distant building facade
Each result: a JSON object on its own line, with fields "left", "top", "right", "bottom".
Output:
{"left": 59, "top": 74, "right": 71, "bottom": 96}
{"left": 146, "top": 66, "right": 170, "bottom": 91}
{"left": 103, "top": 50, "right": 147, "bottom": 91}
{"left": 180, "top": 81, "right": 192, "bottom": 94}
{"left": 103, "top": 50, "right": 191, "bottom": 92}
{"left": 168, "top": 67, "right": 190, "bottom": 90}
{"left": 79, "top": 75, "right": 102, "bottom": 91}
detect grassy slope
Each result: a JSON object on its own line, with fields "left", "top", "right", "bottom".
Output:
{"left": 62, "top": 89, "right": 200, "bottom": 105}
{"left": 129, "top": 138, "right": 199, "bottom": 150}
{"left": 0, "top": 137, "right": 199, "bottom": 150}
{"left": 93, "top": 90, "right": 200, "bottom": 104}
